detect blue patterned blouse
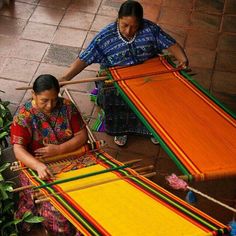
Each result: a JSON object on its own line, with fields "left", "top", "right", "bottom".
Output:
{"left": 80, "top": 19, "right": 175, "bottom": 68}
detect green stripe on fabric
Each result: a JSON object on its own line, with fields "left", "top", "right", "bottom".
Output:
{"left": 107, "top": 72, "right": 189, "bottom": 175}
{"left": 96, "top": 153, "right": 220, "bottom": 231}
{"left": 28, "top": 169, "right": 101, "bottom": 235}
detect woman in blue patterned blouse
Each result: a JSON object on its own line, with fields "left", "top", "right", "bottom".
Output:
{"left": 60, "top": 0, "right": 188, "bottom": 146}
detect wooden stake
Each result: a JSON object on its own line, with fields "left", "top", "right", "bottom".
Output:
{"left": 134, "top": 165, "right": 154, "bottom": 173}
{"left": 15, "top": 76, "right": 107, "bottom": 90}
{"left": 15, "top": 67, "right": 182, "bottom": 91}
{"left": 11, "top": 184, "right": 34, "bottom": 192}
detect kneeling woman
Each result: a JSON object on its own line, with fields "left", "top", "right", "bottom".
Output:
{"left": 11, "top": 74, "right": 88, "bottom": 235}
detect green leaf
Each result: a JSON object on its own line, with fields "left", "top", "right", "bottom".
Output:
{"left": 0, "top": 131, "right": 8, "bottom": 139}
{"left": 2, "top": 101, "right": 10, "bottom": 107}
{"left": 0, "top": 117, "right": 3, "bottom": 128}
{"left": 3, "top": 201, "right": 14, "bottom": 213}
{"left": 13, "top": 219, "right": 23, "bottom": 225}
{"left": 24, "top": 216, "right": 44, "bottom": 224}
{"left": 0, "top": 185, "right": 9, "bottom": 200}
{"left": 0, "top": 163, "right": 10, "bottom": 173}
{"left": 3, "top": 183, "right": 14, "bottom": 192}
{"left": 0, "top": 173, "right": 3, "bottom": 181}
{"left": 9, "top": 233, "right": 18, "bottom": 236}
{"left": 22, "top": 211, "right": 32, "bottom": 220}
{"left": 1, "top": 220, "right": 16, "bottom": 232}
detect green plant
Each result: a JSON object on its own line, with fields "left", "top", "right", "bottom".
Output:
{"left": 0, "top": 97, "right": 13, "bottom": 152}
{"left": 0, "top": 97, "right": 43, "bottom": 235}
{"left": 0, "top": 163, "right": 44, "bottom": 236}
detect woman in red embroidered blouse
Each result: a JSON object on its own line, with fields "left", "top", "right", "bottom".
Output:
{"left": 11, "top": 74, "right": 88, "bottom": 235}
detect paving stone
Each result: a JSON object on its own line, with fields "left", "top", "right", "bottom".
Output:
{"left": 140, "top": 0, "right": 162, "bottom": 4}
{"left": 0, "top": 1, "right": 36, "bottom": 20}
{"left": 186, "top": 48, "right": 216, "bottom": 68}
{"left": 162, "top": 0, "right": 193, "bottom": 9}
{"left": 60, "top": 10, "right": 95, "bottom": 30}
{"left": 215, "top": 52, "right": 236, "bottom": 72}
{"left": 98, "top": 0, "right": 119, "bottom": 17}
{"left": 33, "top": 63, "right": 68, "bottom": 81}
{"left": 211, "top": 91, "right": 236, "bottom": 113}
{"left": 0, "top": 16, "right": 26, "bottom": 37}
{"left": 212, "top": 71, "right": 236, "bottom": 94}
{"left": 83, "top": 31, "right": 98, "bottom": 49}
{"left": 29, "top": 6, "right": 65, "bottom": 25}
{"left": 85, "top": 63, "right": 100, "bottom": 72}
{"left": 16, "top": 0, "right": 39, "bottom": 4}
{"left": 142, "top": 2, "right": 161, "bottom": 23}
{"left": 0, "top": 58, "right": 39, "bottom": 82}
{"left": 186, "top": 30, "right": 218, "bottom": 50}
{"left": 189, "top": 67, "right": 212, "bottom": 90}
{"left": 7, "top": 103, "right": 18, "bottom": 116}
{"left": 225, "top": 0, "right": 236, "bottom": 14}
{"left": 91, "top": 14, "right": 115, "bottom": 31}
{"left": 68, "top": 91, "right": 95, "bottom": 117}
{"left": 52, "top": 27, "right": 87, "bottom": 48}
{"left": 68, "top": 0, "right": 101, "bottom": 14}
{"left": 218, "top": 34, "right": 236, "bottom": 52}
{"left": 21, "top": 22, "right": 57, "bottom": 43}
{"left": 0, "top": 57, "right": 6, "bottom": 72}
{"left": 0, "top": 36, "right": 17, "bottom": 56}
{"left": 0, "top": 77, "right": 27, "bottom": 104}
{"left": 191, "top": 12, "right": 221, "bottom": 31}
{"left": 222, "top": 15, "right": 236, "bottom": 33}
{"left": 9, "top": 39, "right": 49, "bottom": 61}
{"left": 158, "top": 7, "right": 191, "bottom": 27}
{"left": 194, "top": 0, "right": 224, "bottom": 14}
{"left": 43, "top": 44, "right": 80, "bottom": 67}
{"left": 38, "top": 0, "right": 71, "bottom": 9}
{"left": 160, "top": 24, "right": 187, "bottom": 46}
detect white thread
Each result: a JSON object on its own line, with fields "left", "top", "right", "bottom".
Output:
{"left": 187, "top": 186, "right": 236, "bottom": 213}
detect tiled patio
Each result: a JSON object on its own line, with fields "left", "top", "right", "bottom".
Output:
{"left": 0, "top": 0, "right": 235, "bottom": 230}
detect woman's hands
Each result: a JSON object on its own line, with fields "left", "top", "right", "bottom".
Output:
{"left": 35, "top": 162, "right": 54, "bottom": 180}
{"left": 34, "top": 144, "right": 60, "bottom": 158}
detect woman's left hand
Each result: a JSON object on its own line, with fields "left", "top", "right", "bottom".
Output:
{"left": 34, "top": 144, "right": 60, "bottom": 158}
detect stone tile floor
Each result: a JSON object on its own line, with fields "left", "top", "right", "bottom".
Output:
{"left": 0, "top": 0, "right": 235, "bottom": 231}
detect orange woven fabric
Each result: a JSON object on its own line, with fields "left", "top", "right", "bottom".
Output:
{"left": 110, "top": 57, "right": 236, "bottom": 181}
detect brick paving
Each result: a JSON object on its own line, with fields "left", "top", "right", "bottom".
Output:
{"left": 0, "top": 0, "right": 235, "bottom": 227}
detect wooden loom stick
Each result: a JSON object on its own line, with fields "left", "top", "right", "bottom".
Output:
{"left": 15, "top": 67, "right": 182, "bottom": 91}
{"left": 34, "top": 171, "right": 157, "bottom": 204}
{"left": 34, "top": 164, "right": 131, "bottom": 190}
{"left": 15, "top": 76, "right": 108, "bottom": 90}
{"left": 11, "top": 184, "right": 34, "bottom": 192}
{"left": 64, "top": 88, "right": 96, "bottom": 142}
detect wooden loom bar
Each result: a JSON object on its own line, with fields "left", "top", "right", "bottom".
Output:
{"left": 34, "top": 164, "right": 131, "bottom": 190}
{"left": 64, "top": 88, "right": 96, "bottom": 143}
{"left": 34, "top": 171, "right": 157, "bottom": 204}
{"left": 15, "top": 67, "right": 182, "bottom": 91}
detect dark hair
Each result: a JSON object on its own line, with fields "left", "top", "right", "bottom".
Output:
{"left": 118, "top": 1, "right": 143, "bottom": 24}
{"left": 33, "top": 74, "right": 60, "bottom": 94}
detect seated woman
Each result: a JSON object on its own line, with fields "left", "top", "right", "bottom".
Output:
{"left": 60, "top": 0, "right": 188, "bottom": 147}
{"left": 11, "top": 74, "right": 88, "bottom": 235}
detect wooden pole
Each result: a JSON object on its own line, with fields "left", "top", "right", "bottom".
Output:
{"left": 34, "top": 164, "right": 130, "bottom": 190}
{"left": 15, "top": 67, "right": 182, "bottom": 90}
{"left": 15, "top": 76, "right": 107, "bottom": 90}
{"left": 35, "top": 171, "right": 156, "bottom": 204}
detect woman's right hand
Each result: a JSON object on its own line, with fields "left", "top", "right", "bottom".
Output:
{"left": 35, "top": 162, "right": 54, "bottom": 180}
